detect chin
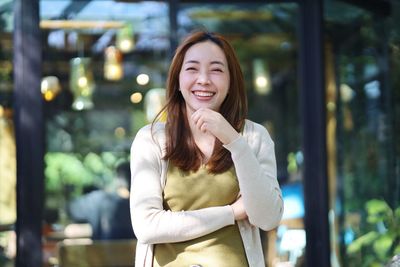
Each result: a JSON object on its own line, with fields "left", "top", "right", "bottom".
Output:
{"left": 188, "top": 103, "right": 220, "bottom": 112}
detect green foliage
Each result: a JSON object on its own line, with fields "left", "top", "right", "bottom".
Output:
{"left": 44, "top": 152, "right": 127, "bottom": 196}
{"left": 347, "top": 199, "right": 400, "bottom": 266}
{"left": 45, "top": 153, "right": 94, "bottom": 194}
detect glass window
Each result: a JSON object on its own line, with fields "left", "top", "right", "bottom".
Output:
{"left": 178, "top": 3, "right": 304, "bottom": 266}
{"left": 40, "top": 1, "right": 169, "bottom": 266}
{"left": 325, "top": 1, "right": 400, "bottom": 266}
{"left": 0, "top": 0, "right": 16, "bottom": 266}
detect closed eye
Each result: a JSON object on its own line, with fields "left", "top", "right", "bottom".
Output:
{"left": 211, "top": 68, "right": 223, "bottom": 72}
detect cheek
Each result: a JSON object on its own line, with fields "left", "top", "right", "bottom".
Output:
{"left": 179, "top": 74, "right": 190, "bottom": 90}
{"left": 218, "top": 78, "right": 230, "bottom": 96}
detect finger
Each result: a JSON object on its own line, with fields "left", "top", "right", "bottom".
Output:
{"left": 200, "top": 122, "right": 208, "bottom": 133}
{"left": 195, "top": 117, "right": 205, "bottom": 130}
{"left": 191, "top": 110, "right": 200, "bottom": 124}
{"left": 191, "top": 109, "right": 207, "bottom": 125}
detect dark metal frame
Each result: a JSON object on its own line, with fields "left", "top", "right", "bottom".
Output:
{"left": 298, "top": 1, "right": 330, "bottom": 266}
{"left": 13, "top": 0, "right": 44, "bottom": 267}
{"left": 13, "top": 0, "right": 331, "bottom": 266}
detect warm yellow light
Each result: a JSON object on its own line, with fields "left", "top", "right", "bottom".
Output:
{"left": 41, "top": 76, "right": 61, "bottom": 101}
{"left": 105, "top": 64, "right": 123, "bottom": 80}
{"left": 119, "top": 39, "right": 134, "bottom": 52}
{"left": 78, "top": 76, "right": 88, "bottom": 87}
{"left": 0, "top": 105, "right": 4, "bottom": 117}
{"left": 253, "top": 59, "right": 271, "bottom": 95}
{"left": 256, "top": 76, "right": 268, "bottom": 88}
{"left": 104, "top": 46, "right": 123, "bottom": 81}
{"left": 109, "top": 65, "right": 121, "bottom": 76}
{"left": 44, "top": 91, "right": 55, "bottom": 101}
{"left": 40, "top": 20, "right": 125, "bottom": 30}
{"left": 340, "top": 84, "right": 354, "bottom": 103}
{"left": 327, "top": 101, "right": 336, "bottom": 112}
{"left": 130, "top": 92, "right": 143, "bottom": 103}
{"left": 70, "top": 57, "right": 95, "bottom": 110}
{"left": 136, "top": 74, "right": 149, "bottom": 85}
{"left": 116, "top": 24, "right": 135, "bottom": 53}
{"left": 114, "top": 127, "right": 126, "bottom": 138}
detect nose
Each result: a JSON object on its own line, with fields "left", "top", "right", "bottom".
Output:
{"left": 196, "top": 71, "right": 210, "bottom": 85}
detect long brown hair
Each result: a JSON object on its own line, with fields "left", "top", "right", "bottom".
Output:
{"left": 154, "top": 31, "right": 247, "bottom": 173}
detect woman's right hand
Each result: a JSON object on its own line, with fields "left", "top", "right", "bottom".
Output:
{"left": 231, "top": 197, "right": 248, "bottom": 221}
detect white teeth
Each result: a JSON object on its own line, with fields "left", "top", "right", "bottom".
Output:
{"left": 194, "top": 91, "right": 214, "bottom": 97}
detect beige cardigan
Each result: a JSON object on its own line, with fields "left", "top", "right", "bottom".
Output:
{"left": 130, "top": 120, "right": 283, "bottom": 267}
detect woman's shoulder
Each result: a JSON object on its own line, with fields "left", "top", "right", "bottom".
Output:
{"left": 244, "top": 119, "right": 267, "bottom": 134}
{"left": 136, "top": 122, "right": 165, "bottom": 136}
{"left": 134, "top": 122, "right": 166, "bottom": 145}
{"left": 243, "top": 119, "right": 274, "bottom": 144}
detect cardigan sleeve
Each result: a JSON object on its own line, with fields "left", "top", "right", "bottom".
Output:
{"left": 223, "top": 121, "right": 283, "bottom": 231}
{"left": 130, "top": 125, "right": 235, "bottom": 245}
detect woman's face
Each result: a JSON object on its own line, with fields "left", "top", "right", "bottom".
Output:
{"left": 179, "top": 41, "right": 230, "bottom": 114}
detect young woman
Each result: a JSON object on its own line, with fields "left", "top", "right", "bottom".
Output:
{"left": 130, "top": 31, "right": 283, "bottom": 267}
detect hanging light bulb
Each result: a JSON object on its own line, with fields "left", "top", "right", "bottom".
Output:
{"left": 104, "top": 46, "right": 123, "bottom": 81}
{"left": 69, "top": 57, "right": 95, "bottom": 110}
{"left": 116, "top": 24, "right": 135, "bottom": 53}
{"left": 253, "top": 59, "right": 271, "bottom": 95}
{"left": 41, "top": 76, "right": 61, "bottom": 101}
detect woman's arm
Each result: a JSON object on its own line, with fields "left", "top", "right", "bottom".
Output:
{"left": 130, "top": 125, "right": 235, "bottom": 244}
{"left": 191, "top": 109, "right": 283, "bottom": 230}
{"left": 224, "top": 121, "right": 283, "bottom": 231}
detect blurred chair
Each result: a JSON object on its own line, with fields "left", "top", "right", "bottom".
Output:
{"left": 57, "top": 238, "right": 136, "bottom": 267}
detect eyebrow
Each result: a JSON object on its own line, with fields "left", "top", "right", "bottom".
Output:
{"left": 184, "top": 60, "right": 225, "bottom": 66}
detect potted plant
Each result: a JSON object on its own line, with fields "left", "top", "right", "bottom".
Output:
{"left": 347, "top": 199, "right": 400, "bottom": 267}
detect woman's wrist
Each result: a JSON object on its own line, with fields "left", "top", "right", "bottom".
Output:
{"left": 229, "top": 205, "right": 236, "bottom": 220}
{"left": 221, "top": 130, "right": 240, "bottom": 145}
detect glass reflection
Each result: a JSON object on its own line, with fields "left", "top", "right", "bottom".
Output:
{"left": 40, "top": 1, "right": 170, "bottom": 266}
{"left": 325, "top": 1, "right": 399, "bottom": 266}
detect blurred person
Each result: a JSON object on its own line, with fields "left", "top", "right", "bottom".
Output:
{"left": 130, "top": 31, "right": 283, "bottom": 267}
{"left": 67, "top": 162, "right": 135, "bottom": 240}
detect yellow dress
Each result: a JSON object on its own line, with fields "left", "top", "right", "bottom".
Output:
{"left": 153, "top": 164, "right": 248, "bottom": 267}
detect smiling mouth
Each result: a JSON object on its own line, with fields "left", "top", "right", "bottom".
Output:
{"left": 193, "top": 91, "right": 215, "bottom": 97}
